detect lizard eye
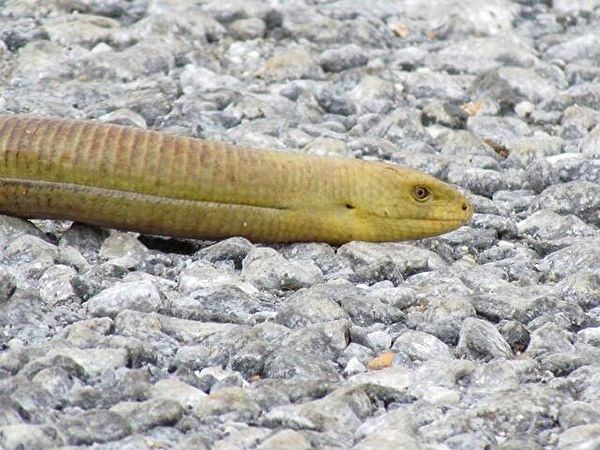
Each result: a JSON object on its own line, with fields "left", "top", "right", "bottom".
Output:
{"left": 412, "top": 186, "right": 431, "bottom": 202}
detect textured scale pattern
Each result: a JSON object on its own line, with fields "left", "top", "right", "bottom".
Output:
{"left": 0, "top": 115, "right": 472, "bottom": 244}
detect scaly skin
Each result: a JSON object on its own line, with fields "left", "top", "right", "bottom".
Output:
{"left": 0, "top": 115, "right": 472, "bottom": 244}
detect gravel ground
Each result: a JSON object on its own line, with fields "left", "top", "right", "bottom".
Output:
{"left": 0, "top": 0, "right": 600, "bottom": 449}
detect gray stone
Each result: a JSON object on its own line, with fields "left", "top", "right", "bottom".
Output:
{"left": 86, "top": 280, "right": 166, "bottom": 318}
{"left": 538, "top": 242, "right": 600, "bottom": 280}
{"left": 89, "top": 38, "right": 176, "bottom": 82}
{"left": 315, "top": 87, "right": 356, "bottom": 116}
{"left": 559, "top": 400, "right": 600, "bottom": 429}
{"left": 338, "top": 241, "right": 442, "bottom": 283}
{"left": 564, "top": 82, "right": 600, "bottom": 110}
{"left": 242, "top": 247, "right": 323, "bottom": 291}
{"left": 526, "top": 156, "right": 560, "bottom": 194}
{"left": 99, "top": 108, "right": 147, "bottom": 128}
{"left": 274, "top": 282, "right": 350, "bottom": 329}
{"left": 580, "top": 125, "right": 600, "bottom": 159}
{"left": 59, "top": 409, "right": 132, "bottom": 445}
{"left": 408, "top": 296, "right": 476, "bottom": 344}
{"left": 256, "top": 429, "right": 312, "bottom": 450}
{"left": 558, "top": 272, "right": 600, "bottom": 310}
{"left": 532, "top": 181, "right": 600, "bottom": 227}
{"left": 456, "top": 317, "right": 513, "bottom": 361}
{"left": 546, "top": 33, "right": 600, "bottom": 63}
{"left": 447, "top": 167, "right": 509, "bottom": 197}
{"left": 99, "top": 232, "right": 149, "bottom": 270}
{"left": 469, "top": 359, "right": 539, "bottom": 393}
{"left": 498, "top": 320, "right": 531, "bottom": 353}
{"left": 38, "top": 265, "right": 78, "bottom": 305}
{"left": 493, "top": 190, "right": 536, "bottom": 215}
{"left": 150, "top": 378, "right": 208, "bottom": 412}
{"left": 558, "top": 424, "right": 600, "bottom": 450}
{"left": 196, "top": 366, "right": 247, "bottom": 392}
{"left": 517, "top": 209, "right": 598, "bottom": 241}
{"left": 467, "top": 384, "right": 567, "bottom": 437}
{"left": 526, "top": 322, "right": 574, "bottom": 358}
{"left": 497, "top": 66, "right": 560, "bottom": 103}
{"left": 0, "top": 266, "right": 17, "bottom": 303}
{"left": 421, "top": 100, "right": 468, "bottom": 129}
{"left": 261, "top": 385, "right": 374, "bottom": 439}
{"left": 260, "top": 47, "right": 323, "bottom": 81}
{"left": 281, "top": 321, "right": 349, "bottom": 362}
{"left": 263, "top": 347, "right": 341, "bottom": 381}
{"left": 561, "top": 105, "right": 597, "bottom": 140}
{"left": 178, "top": 260, "right": 256, "bottom": 296}
{"left": 44, "top": 13, "right": 120, "bottom": 48}
{"left": 228, "top": 18, "right": 266, "bottom": 40}
{"left": 351, "top": 76, "right": 397, "bottom": 114}
{"left": 110, "top": 397, "right": 183, "bottom": 432}
{"left": 22, "top": 347, "right": 128, "bottom": 378}
{"left": 0, "top": 424, "right": 63, "bottom": 450}
{"left": 353, "top": 410, "right": 418, "bottom": 449}
{"left": 195, "top": 237, "right": 254, "bottom": 269}
{"left": 31, "top": 366, "right": 83, "bottom": 398}
{"left": 577, "top": 327, "right": 600, "bottom": 346}
{"left": 319, "top": 44, "right": 368, "bottom": 72}
{"left": 468, "top": 115, "right": 531, "bottom": 149}
{"left": 470, "top": 214, "right": 518, "bottom": 238}
{"left": 0, "top": 235, "right": 58, "bottom": 281}
{"left": 392, "top": 330, "right": 453, "bottom": 361}
{"left": 338, "top": 289, "right": 404, "bottom": 327}
{"left": 469, "top": 285, "right": 558, "bottom": 324}
{"left": 211, "top": 425, "right": 272, "bottom": 450}
{"left": 193, "top": 387, "right": 261, "bottom": 422}
{"left": 170, "top": 285, "right": 265, "bottom": 324}
{"left": 400, "top": 69, "right": 468, "bottom": 102}
{"left": 430, "top": 36, "right": 536, "bottom": 74}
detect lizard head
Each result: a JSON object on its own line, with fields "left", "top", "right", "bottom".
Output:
{"left": 337, "top": 162, "right": 473, "bottom": 242}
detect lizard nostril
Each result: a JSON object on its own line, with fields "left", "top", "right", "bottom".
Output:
{"left": 462, "top": 202, "right": 468, "bottom": 211}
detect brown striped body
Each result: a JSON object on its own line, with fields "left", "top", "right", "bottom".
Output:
{"left": 0, "top": 115, "right": 472, "bottom": 244}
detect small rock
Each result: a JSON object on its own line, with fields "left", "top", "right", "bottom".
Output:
{"left": 392, "top": 330, "right": 453, "bottom": 361}
{"left": 526, "top": 156, "right": 560, "bottom": 194}
{"left": 275, "top": 282, "right": 349, "bottom": 329}
{"left": 193, "top": 387, "right": 261, "bottom": 421}
{"left": 532, "top": 181, "right": 600, "bottom": 227}
{"left": 99, "top": 232, "right": 149, "bottom": 270}
{"left": 558, "top": 272, "right": 600, "bottom": 310}
{"left": 538, "top": 242, "right": 600, "bottom": 280}
{"left": 498, "top": 320, "right": 530, "bottom": 353}
{"left": 421, "top": 101, "right": 468, "bottom": 129}
{"left": 242, "top": 247, "right": 323, "bottom": 291}
{"left": 0, "top": 266, "right": 17, "bottom": 303}
{"left": 367, "top": 352, "right": 395, "bottom": 371}
{"left": 456, "top": 317, "right": 512, "bottom": 361}
{"left": 580, "top": 125, "right": 600, "bottom": 159}
{"left": 195, "top": 237, "right": 254, "bottom": 269}
{"left": 546, "top": 33, "right": 600, "bottom": 63}
{"left": 260, "top": 47, "right": 323, "bottom": 81}
{"left": 151, "top": 378, "right": 208, "bottom": 411}
{"left": 228, "top": 17, "right": 266, "bottom": 40}
{"left": 319, "top": 44, "right": 368, "bottom": 72}
{"left": 86, "top": 280, "right": 166, "bottom": 318}
{"left": 59, "top": 409, "right": 132, "bottom": 445}
{"left": 110, "top": 397, "right": 183, "bottom": 432}
{"left": 525, "top": 322, "right": 574, "bottom": 358}
{"left": 256, "top": 429, "right": 312, "bottom": 450}
{"left": 558, "top": 424, "right": 600, "bottom": 450}
{"left": 39, "top": 265, "right": 78, "bottom": 305}
{"left": 44, "top": 13, "right": 120, "bottom": 48}
{"left": 0, "top": 424, "right": 63, "bottom": 450}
